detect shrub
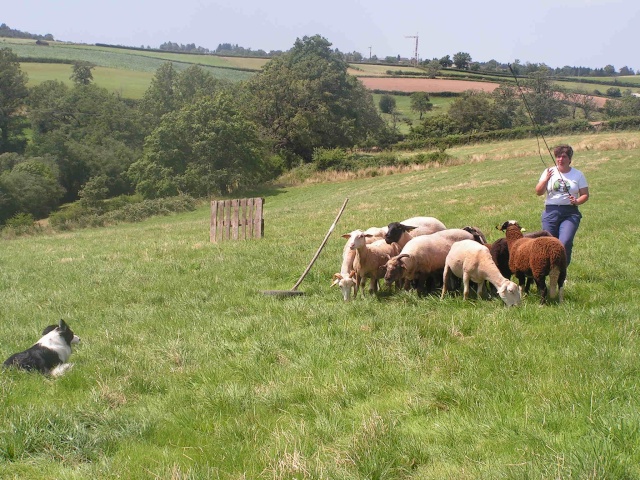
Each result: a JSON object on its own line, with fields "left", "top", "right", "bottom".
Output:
{"left": 313, "top": 148, "right": 349, "bottom": 171}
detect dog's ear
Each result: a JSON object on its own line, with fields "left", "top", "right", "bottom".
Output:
{"left": 58, "top": 319, "right": 68, "bottom": 331}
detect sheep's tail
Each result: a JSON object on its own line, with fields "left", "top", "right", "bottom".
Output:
{"left": 548, "top": 247, "right": 567, "bottom": 302}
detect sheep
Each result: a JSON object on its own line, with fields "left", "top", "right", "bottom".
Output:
{"left": 384, "top": 217, "right": 447, "bottom": 248}
{"left": 441, "top": 239, "right": 521, "bottom": 306}
{"left": 384, "top": 228, "right": 476, "bottom": 294}
{"left": 498, "top": 220, "right": 567, "bottom": 305}
{"left": 488, "top": 230, "right": 553, "bottom": 281}
{"left": 349, "top": 231, "right": 400, "bottom": 296}
{"left": 331, "top": 229, "right": 383, "bottom": 301}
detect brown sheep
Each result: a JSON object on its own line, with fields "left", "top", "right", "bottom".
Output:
{"left": 499, "top": 220, "right": 567, "bottom": 304}
{"left": 349, "top": 232, "right": 400, "bottom": 297}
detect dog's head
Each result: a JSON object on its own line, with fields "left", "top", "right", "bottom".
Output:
{"left": 42, "top": 320, "right": 80, "bottom": 346}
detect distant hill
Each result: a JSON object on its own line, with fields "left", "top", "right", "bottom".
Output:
{"left": 0, "top": 22, "right": 53, "bottom": 41}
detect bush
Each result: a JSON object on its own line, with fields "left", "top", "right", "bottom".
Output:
{"left": 313, "top": 148, "right": 349, "bottom": 171}
{"left": 49, "top": 195, "right": 197, "bottom": 230}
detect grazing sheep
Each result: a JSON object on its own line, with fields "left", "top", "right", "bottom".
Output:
{"left": 331, "top": 230, "right": 360, "bottom": 301}
{"left": 385, "top": 217, "right": 447, "bottom": 248}
{"left": 499, "top": 220, "right": 567, "bottom": 304}
{"left": 489, "top": 230, "right": 553, "bottom": 281}
{"left": 384, "top": 228, "right": 475, "bottom": 294}
{"left": 349, "top": 232, "right": 400, "bottom": 296}
{"left": 441, "top": 239, "right": 521, "bottom": 306}
{"left": 331, "top": 229, "right": 383, "bottom": 300}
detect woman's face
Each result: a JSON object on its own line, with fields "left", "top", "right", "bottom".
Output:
{"left": 556, "top": 152, "right": 571, "bottom": 168}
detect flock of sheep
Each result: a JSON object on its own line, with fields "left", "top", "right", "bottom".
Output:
{"left": 331, "top": 216, "right": 567, "bottom": 306}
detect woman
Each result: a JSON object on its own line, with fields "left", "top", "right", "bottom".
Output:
{"left": 535, "top": 144, "right": 589, "bottom": 266}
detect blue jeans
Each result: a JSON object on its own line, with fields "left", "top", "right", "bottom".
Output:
{"left": 541, "top": 205, "right": 582, "bottom": 266}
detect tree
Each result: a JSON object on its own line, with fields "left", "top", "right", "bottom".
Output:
{"left": 447, "top": 90, "right": 496, "bottom": 132}
{"left": 244, "top": 35, "right": 386, "bottom": 163}
{"left": 603, "top": 64, "right": 616, "bottom": 76}
{"left": 439, "top": 55, "right": 453, "bottom": 68}
{"left": 423, "top": 59, "right": 441, "bottom": 78}
{"left": 70, "top": 62, "right": 94, "bottom": 86}
{"left": 139, "top": 62, "right": 179, "bottom": 129}
{"left": 604, "top": 96, "right": 640, "bottom": 117}
{"left": 128, "top": 93, "right": 267, "bottom": 198}
{"left": 0, "top": 47, "right": 29, "bottom": 153}
{"left": 519, "top": 68, "right": 569, "bottom": 125}
{"left": 619, "top": 66, "right": 635, "bottom": 76}
{"left": 0, "top": 155, "right": 64, "bottom": 222}
{"left": 409, "top": 92, "right": 433, "bottom": 120}
{"left": 452, "top": 52, "right": 472, "bottom": 70}
{"left": 379, "top": 94, "right": 396, "bottom": 114}
{"left": 27, "top": 83, "right": 144, "bottom": 201}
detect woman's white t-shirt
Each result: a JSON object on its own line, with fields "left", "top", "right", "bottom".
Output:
{"left": 539, "top": 167, "right": 588, "bottom": 205}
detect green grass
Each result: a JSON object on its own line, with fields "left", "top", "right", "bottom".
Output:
{"left": 4, "top": 38, "right": 254, "bottom": 95}
{"left": 1, "top": 132, "right": 640, "bottom": 479}
{"left": 21, "top": 63, "right": 154, "bottom": 99}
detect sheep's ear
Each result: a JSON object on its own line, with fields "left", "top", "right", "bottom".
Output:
{"left": 341, "top": 233, "right": 352, "bottom": 239}
{"left": 402, "top": 224, "right": 418, "bottom": 231}
{"left": 364, "top": 233, "right": 374, "bottom": 238}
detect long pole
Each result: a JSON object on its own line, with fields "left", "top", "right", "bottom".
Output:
{"left": 291, "top": 198, "right": 349, "bottom": 291}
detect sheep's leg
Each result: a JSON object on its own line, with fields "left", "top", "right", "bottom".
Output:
{"left": 462, "top": 271, "right": 470, "bottom": 300}
{"left": 441, "top": 266, "right": 450, "bottom": 299}
{"left": 516, "top": 273, "right": 527, "bottom": 292}
{"left": 369, "top": 277, "right": 378, "bottom": 295}
{"left": 548, "top": 267, "right": 559, "bottom": 299}
{"left": 535, "top": 277, "right": 548, "bottom": 305}
{"left": 477, "top": 280, "right": 485, "bottom": 300}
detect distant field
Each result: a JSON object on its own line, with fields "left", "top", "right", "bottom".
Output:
{"left": 21, "top": 63, "right": 154, "bottom": 99}
{"left": 3, "top": 38, "right": 255, "bottom": 82}
{"left": 581, "top": 75, "right": 640, "bottom": 86}
{"left": 348, "top": 63, "right": 424, "bottom": 77}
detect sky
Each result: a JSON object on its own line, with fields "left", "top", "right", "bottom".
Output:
{"left": 3, "top": 0, "right": 639, "bottom": 71}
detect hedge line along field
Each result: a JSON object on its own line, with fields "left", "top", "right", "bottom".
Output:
{"left": 1, "top": 131, "right": 640, "bottom": 479}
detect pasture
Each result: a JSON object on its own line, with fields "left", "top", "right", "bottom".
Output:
{"left": 1, "top": 131, "right": 639, "bottom": 479}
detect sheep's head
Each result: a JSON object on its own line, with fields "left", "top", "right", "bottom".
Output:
{"left": 348, "top": 232, "right": 373, "bottom": 251}
{"left": 462, "top": 226, "right": 487, "bottom": 244}
{"left": 331, "top": 272, "right": 356, "bottom": 301}
{"left": 384, "top": 223, "right": 416, "bottom": 244}
{"left": 498, "top": 220, "right": 527, "bottom": 233}
{"left": 384, "top": 254, "right": 409, "bottom": 285}
{"left": 498, "top": 280, "right": 521, "bottom": 307}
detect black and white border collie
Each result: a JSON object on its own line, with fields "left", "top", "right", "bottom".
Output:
{"left": 3, "top": 319, "right": 80, "bottom": 377}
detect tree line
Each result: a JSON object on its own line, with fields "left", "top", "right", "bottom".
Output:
{"left": 2, "top": 35, "right": 640, "bottom": 228}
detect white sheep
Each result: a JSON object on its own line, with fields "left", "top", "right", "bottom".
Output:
{"left": 441, "top": 239, "right": 521, "bottom": 306}
{"left": 331, "top": 229, "right": 386, "bottom": 301}
{"left": 384, "top": 228, "right": 475, "bottom": 293}
{"left": 349, "top": 232, "right": 400, "bottom": 296}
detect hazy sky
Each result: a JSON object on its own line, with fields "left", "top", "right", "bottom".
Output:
{"left": 4, "top": 0, "right": 639, "bottom": 71}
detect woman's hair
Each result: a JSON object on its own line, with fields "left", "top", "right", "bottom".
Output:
{"left": 553, "top": 144, "right": 573, "bottom": 159}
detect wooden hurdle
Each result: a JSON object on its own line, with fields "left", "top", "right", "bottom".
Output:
{"left": 210, "top": 197, "right": 264, "bottom": 242}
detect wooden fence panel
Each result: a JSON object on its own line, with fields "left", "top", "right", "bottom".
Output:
{"left": 210, "top": 197, "right": 264, "bottom": 242}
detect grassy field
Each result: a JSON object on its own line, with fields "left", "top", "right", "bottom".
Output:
{"left": 372, "top": 93, "right": 455, "bottom": 134}
{"left": 21, "top": 63, "right": 154, "bottom": 99}
{"left": 1, "top": 131, "right": 639, "bottom": 479}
